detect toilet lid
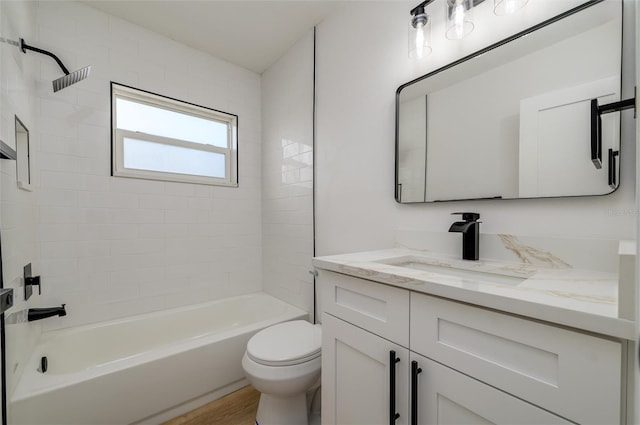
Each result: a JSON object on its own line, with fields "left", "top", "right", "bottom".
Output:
{"left": 247, "top": 320, "right": 321, "bottom": 366}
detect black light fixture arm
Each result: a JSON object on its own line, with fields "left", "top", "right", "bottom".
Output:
{"left": 410, "top": 0, "right": 436, "bottom": 16}
{"left": 411, "top": 0, "right": 485, "bottom": 15}
{"left": 19, "top": 38, "right": 70, "bottom": 75}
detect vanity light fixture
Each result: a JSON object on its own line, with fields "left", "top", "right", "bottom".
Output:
{"left": 445, "top": 0, "right": 475, "bottom": 40}
{"left": 409, "top": 0, "right": 530, "bottom": 58}
{"left": 409, "top": 1, "right": 434, "bottom": 59}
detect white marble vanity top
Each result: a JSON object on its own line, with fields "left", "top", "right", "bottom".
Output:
{"left": 313, "top": 248, "right": 635, "bottom": 340}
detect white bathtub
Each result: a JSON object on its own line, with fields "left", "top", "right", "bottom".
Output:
{"left": 11, "top": 292, "right": 308, "bottom": 425}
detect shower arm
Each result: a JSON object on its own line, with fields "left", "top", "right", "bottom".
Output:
{"left": 19, "top": 38, "right": 70, "bottom": 75}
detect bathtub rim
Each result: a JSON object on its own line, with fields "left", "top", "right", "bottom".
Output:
{"left": 39, "top": 291, "right": 303, "bottom": 341}
{"left": 11, "top": 292, "right": 308, "bottom": 403}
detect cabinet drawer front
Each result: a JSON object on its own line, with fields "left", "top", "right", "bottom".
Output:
{"left": 320, "top": 270, "right": 409, "bottom": 346}
{"left": 410, "top": 293, "right": 621, "bottom": 425}
{"left": 412, "top": 353, "right": 572, "bottom": 425}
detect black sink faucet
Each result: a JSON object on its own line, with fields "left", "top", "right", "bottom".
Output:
{"left": 448, "top": 212, "right": 481, "bottom": 261}
{"left": 27, "top": 304, "right": 66, "bottom": 322}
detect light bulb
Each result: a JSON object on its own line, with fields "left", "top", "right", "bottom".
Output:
{"left": 409, "top": 8, "right": 432, "bottom": 59}
{"left": 415, "top": 28, "right": 425, "bottom": 57}
{"left": 445, "top": 0, "right": 474, "bottom": 40}
{"left": 494, "top": 0, "right": 529, "bottom": 16}
{"left": 452, "top": 3, "right": 465, "bottom": 38}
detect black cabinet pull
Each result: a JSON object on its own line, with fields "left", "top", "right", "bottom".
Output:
{"left": 389, "top": 350, "right": 401, "bottom": 424}
{"left": 411, "top": 360, "right": 423, "bottom": 425}
{"left": 608, "top": 148, "right": 619, "bottom": 189}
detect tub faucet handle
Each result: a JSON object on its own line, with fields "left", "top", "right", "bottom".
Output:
{"left": 25, "top": 275, "right": 41, "bottom": 295}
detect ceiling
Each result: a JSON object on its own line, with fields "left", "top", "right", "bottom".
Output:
{"left": 82, "top": 1, "right": 341, "bottom": 74}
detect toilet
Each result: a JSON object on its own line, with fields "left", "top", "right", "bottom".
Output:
{"left": 242, "top": 320, "right": 321, "bottom": 425}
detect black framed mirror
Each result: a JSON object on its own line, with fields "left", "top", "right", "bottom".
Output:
{"left": 395, "top": 0, "right": 626, "bottom": 203}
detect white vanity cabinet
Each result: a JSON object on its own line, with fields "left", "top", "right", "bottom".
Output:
{"left": 319, "top": 270, "right": 625, "bottom": 425}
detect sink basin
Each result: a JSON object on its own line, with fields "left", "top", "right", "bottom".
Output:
{"left": 379, "top": 258, "right": 529, "bottom": 286}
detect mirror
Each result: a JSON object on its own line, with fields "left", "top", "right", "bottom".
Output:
{"left": 396, "top": 0, "right": 623, "bottom": 203}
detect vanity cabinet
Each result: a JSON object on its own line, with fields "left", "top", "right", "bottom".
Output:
{"left": 319, "top": 270, "right": 624, "bottom": 425}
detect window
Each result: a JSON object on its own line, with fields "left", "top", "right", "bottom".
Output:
{"left": 111, "top": 83, "right": 238, "bottom": 186}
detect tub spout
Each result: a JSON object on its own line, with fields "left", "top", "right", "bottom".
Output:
{"left": 28, "top": 304, "right": 66, "bottom": 322}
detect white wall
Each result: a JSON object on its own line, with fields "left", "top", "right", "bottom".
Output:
{"left": 315, "top": 0, "right": 636, "bottom": 258}
{"left": 261, "top": 30, "right": 315, "bottom": 316}
{"left": 33, "top": 1, "right": 263, "bottom": 330}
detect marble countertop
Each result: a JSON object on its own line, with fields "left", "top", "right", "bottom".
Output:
{"left": 313, "top": 248, "right": 635, "bottom": 340}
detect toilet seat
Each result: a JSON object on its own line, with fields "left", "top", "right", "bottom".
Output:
{"left": 247, "top": 320, "right": 321, "bottom": 367}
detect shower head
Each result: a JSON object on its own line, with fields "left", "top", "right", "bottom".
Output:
{"left": 19, "top": 38, "right": 91, "bottom": 92}
{"left": 52, "top": 65, "right": 91, "bottom": 92}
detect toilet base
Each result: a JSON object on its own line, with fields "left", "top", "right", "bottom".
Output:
{"left": 256, "top": 393, "right": 308, "bottom": 425}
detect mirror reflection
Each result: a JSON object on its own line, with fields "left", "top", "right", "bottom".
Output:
{"left": 396, "top": 0, "right": 623, "bottom": 203}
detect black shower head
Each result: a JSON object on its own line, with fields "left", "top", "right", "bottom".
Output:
{"left": 19, "top": 38, "right": 91, "bottom": 92}
{"left": 52, "top": 65, "right": 91, "bottom": 92}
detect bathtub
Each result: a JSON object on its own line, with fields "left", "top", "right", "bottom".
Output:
{"left": 11, "top": 292, "right": 308, "bottom": 425}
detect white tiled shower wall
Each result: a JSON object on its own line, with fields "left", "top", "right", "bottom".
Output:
{"left": 261, "top": 31, "right": 315, "bottom": 316}
{"left": 0, "top": 0, "right": 41, "bottom": 398}
{"left": 33, "top": 0, "right": 263, "bottom": 330}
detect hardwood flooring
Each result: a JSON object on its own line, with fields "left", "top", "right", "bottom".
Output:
{"left": 163, "top": 386, "right": 260, "bottom": 425}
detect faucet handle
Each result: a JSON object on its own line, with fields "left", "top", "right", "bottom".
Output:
{"left": 452, "top": 212, "right": 480, "bottom": 221}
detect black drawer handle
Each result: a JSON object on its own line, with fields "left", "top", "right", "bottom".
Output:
{"left": 411, "top": 360, "right": 422, "bottom": 425}
{"left": 608, "top": 148, "right": 619, "bottom": 189}
{"left": 390, "top": 350, "right": 401, "bottom": 424}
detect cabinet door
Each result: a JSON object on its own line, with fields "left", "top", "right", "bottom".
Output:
{"left": 322, "top": 313, "right": 409, "bottom": 425}
{"left": 410, "top": 353, "right": 572, "bottom": 425}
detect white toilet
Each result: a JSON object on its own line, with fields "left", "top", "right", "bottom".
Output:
{"left": 242, "top": 320, "right": 321, "bottom": 425}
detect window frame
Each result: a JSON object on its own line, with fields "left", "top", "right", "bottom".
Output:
{"left": 111, "top": 82, "right": 238, "bottom": 187}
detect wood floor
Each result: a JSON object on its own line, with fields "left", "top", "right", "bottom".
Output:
{"left": 163, "top": 386, "right": 260, "bottom": 425}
